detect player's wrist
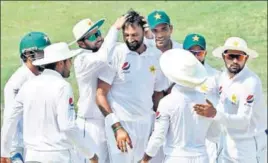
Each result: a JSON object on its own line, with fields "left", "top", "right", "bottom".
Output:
{"left": 105, "top": 113, "right": 120, "bottom": 127}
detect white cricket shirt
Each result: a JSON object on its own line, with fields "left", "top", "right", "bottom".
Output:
{"left": 146, "top": 84, "right": 221, "bottom": 157}
{"left": 101, "top": 43, "right": 169, "bottom": 121}
{"left": 215, "top": 66, "right": 267, "bottom": 139}
{"left": 1, "top": 69, "right": 94, "bottom": 159}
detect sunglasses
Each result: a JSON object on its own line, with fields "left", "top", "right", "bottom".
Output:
{"left": 189, "top": 50, "right": 206, "bottom": 57}
{"left": 223, "top": 53, "right": 247, "bottom": 62}
{"left": 86, "top": 30, "right": 102, "bottom": 42}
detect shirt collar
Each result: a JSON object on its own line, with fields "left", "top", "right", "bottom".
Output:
{"left": 123, "top": 43, "right": 150, "bottom": 57}
{"left": 42, "top": 69, "right": 63, "bottom": 78}
{"left": 224, "top": 65, "right": 249, "bottom": 82}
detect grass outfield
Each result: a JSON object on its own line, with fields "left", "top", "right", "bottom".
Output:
{"left": 1, "top": 1, "right": 267, "bottom": 113}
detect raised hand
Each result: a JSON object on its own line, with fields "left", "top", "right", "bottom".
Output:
{"left": 193, "top": 99, "right": 217, "bottom": 118}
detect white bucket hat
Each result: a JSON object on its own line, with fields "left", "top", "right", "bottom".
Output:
{"left": 33, "top": 42, "right": 82, "bottom": 66}
{"left": 69, "top": 18, "right": 105, "bottom": 45}
{"left": 160, "top": 48, "right": 208, "bottom": 88}
{"left": 212, "top": 37, "right": 258, "bottom": 59}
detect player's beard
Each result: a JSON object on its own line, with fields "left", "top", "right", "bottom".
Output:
{"left": 227, "top": 63, "right": 244, "bottom": 74}
{"left": 126, "top": 38, "right": 143, "bottom": 51}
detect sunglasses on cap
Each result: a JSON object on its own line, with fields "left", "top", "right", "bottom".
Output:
{"left": 189, "top": 50, "right": 206, "bottom": 57}
{"left": 223, "top": 53, "right": 247, "bottom": 62}
{"left": 86, "top": 30, "right": 102, "bottom": 42}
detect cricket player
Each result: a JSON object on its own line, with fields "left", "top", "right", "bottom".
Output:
{"left": 1, "top": 31, "right": 51, "bottom": 163}
{"left": 146, "top": 10, "right": 182, "bottom": 52}
{"left": 182, "top": 33, "right": 221, "bottom": 163}
{"left": 140, "top": 48, "right": 221, "bottom": 163}
{"left": 96, "top": 9, "right": 169, "bottom": 163}
{"left": 1, "top": 42, "right": 98, "bottom": 163}
{"left": 71, "top": 15, "right": 129, "bottom": 163}
{"left": 144, "top": 10, "right": 183, "bottom": 163}
{"left": 194, "top": 37, "right": 267, "bottom": 163}
{"left": 147, "top": 10, "right": 183, "bottom": 95}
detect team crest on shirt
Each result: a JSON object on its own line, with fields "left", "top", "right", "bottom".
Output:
{"left": 155, "top": 111, "right": 161, "bottom": 119}
{"left": 121, "top": 62, "right": 131, "bottom": 73}
{"left": 200, "top": 84, "right": 208, "bottom": 93}
{"left": 149, "top": 65, "right": 156, "bottom": 74}
{"left": 230, "top": 94, "right": 237, "bottom": 104}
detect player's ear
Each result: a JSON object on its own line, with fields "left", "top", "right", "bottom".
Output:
{"left": 77, "top": 40, "right": 86, "bottom": 48}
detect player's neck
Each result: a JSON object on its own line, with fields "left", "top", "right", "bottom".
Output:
{"left": 25, "top": 62, "right": 40, "bottom": 75}
{"left": 135, "top": 43, "right": 147, "bottom": 55}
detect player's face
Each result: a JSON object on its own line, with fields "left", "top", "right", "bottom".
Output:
{"left": 222, "top": 50, "right": 248, "bottom": 74}
{"left": 188, "top": 45, "right": 207, "bottom": 64}
{"left": 59, "top": 58, "right": 73, "bottom": 78}
{"left": 123, "top": 24, "right": 144, "bottom": 51}
{"left": 152, "top": 23, "right": 173, "bottom": 48}
{"left": 82, "top": 30, "right": 104, "bottom": 52}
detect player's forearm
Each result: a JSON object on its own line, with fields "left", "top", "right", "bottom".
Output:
{"left": 96, "top": 94, "right": 113, "bottom": 117}
{"left": 152, "top": 91, "right": 164, "bottom": 112}
{"left": 214, "top": 111, "right": 250, "bottom": 129}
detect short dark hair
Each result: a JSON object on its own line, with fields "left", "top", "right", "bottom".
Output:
{"left": 43, "top": 59, "right": 68, "bottom": 70}
{"left": 122, "top": 9, "right": 146, "bottom": 31}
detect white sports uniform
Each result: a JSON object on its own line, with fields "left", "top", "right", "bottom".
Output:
{"left": 100, "top": 43, "right": 169, "bottom": 163}
{"left": 146, "top": 84, "right": 221, "bottom": 163}
{"left": 196, "top": 63, "right": 221, "bottom": 163}
{"left": 144, "top": 37, "right": 183, "bottom": 163}
{"left": 215, "top": 66, "right": 267, "bottom": 163}
{"left": 74, "top": 26, "right": 119, "bottom": 163}
{"left": 1, "top": 69, "right": 94, "bottom": 162}
{"left": 3, "top": 64, "right": 35, "bottom": 158}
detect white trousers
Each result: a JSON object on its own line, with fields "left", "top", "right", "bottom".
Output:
{"left": 163, "top": 155, "right": 209, "bottom": 163}
{"left": 219, "top": 133, "right": 267, "bottom": 163}
{"left": 106, "top": 118, "right": 153, "bottom": 163}
{"left": 76, "top": 117, "right": 109, "bottom": 163}
{"left": 25, "top": 149, "right": 80, "bottom": 163}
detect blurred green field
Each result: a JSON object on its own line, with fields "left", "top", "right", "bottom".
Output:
{"left": 1, "top": 1, "right": 267, "bottom": 112}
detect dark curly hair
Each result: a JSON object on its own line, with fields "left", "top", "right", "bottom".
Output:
{"left": 122, "top": 9, "right": 146, "bottom": 31}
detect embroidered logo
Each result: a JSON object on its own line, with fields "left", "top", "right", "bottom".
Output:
{"left": 149, "top": 65, "right": 156, "bottom": 74}
{"left": 122, "top": 62, "right": 130, "bottom": 70}
{"left": 69, "top": 97, "right": 74, "bottom": 107}
{"left": 246, "top": 95, "right": 254, "bottom": 103}
{"left": 231, "top": 94, "right": 237, "bottom": 104}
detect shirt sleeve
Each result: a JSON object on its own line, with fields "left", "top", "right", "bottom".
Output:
{"left": 214, "top": 78, "right": 260, "bottom": 130}
{"left": 145, "top": 98, "right": 170, "bottom": 157}
{"left": 56, "top": 84, "right": 95, "bottom": 159}
{"left": 97, "top": 61, "right": 116, "bottom": 85}
{"left": 1, "top": 85, "right": 24, "bottom": 157}
{"left": 206, "top": 120, "right": 222, "bottom": 143}
{"left": 97, "top": 26, "right": 119, "bottom": 62}
{"left": 154, "top": 64, "right": 169, "bottom": 92}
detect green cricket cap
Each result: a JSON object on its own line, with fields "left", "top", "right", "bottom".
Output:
{"left": 183, "top": 33, "right": 206, "bottom": 50}
{"left": 147, "top": 10, "right": 170, "bottom": 29}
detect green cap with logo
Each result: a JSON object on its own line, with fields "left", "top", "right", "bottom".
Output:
{"left": 19, "top": 32, "right": 51, "bottom": 54}
{"left": 147, "top": 10, "right": 170, "bottom": 29}
{"left": 183, "top": 33, "right": 206, "bottom": 50}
